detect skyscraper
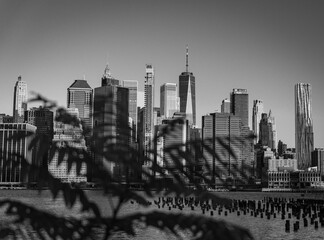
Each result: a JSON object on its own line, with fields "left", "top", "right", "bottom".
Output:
{"left": 67, "top": 80, "right": 93, "bottom": 130}
{"left": 221, "top": 98, "right": 230, "bottom": 114}
{"left": 230, "top": 88, "right": 249, "bottom": 127}
{"left": 162, "top": 117, "right": 188, "bottom": 178}
{"left": 93, "top": 83, "right": 129, "bottom": 179}
{"left": 101, "top": 64, "right": 120, "bottom": 86}
{"left": 312, "top": 148, "right": 324, "bottom": 177}
{"left": 25, "top": 107, "right": 54, "bottom": 139}
{"left": 202, "top": 113, "right": 242, "bottom": 184}
{"left": 252, "top": 100, "right": 264, "bottom": 144}
{"left": 144, "top": 64, "right": 155, "bottom": 156}
{"left": 49, "top": 108, "right": 87, "bottom": 183}
{"left": 259, "top": 113, "right": 270, "bottom": 147}
{"left": 13, "top": 76, "right": 28, "bottom": 123}
{"left": 160, "top": 83, "right": 179, "bottom": 119}
{"left": 179, "top": 46, "right": 196, "bottom": 126}
{"left": 268, "top": 110, "right": 277, "bottom": 151}
{"left": 0, "top": 123, "right": 36, "bottom": 183}
{"left": 123, "top": 80, "right": 138, "bottom": 141}
{"left": 295, "top": 83, "right": 314, "bottom": 169}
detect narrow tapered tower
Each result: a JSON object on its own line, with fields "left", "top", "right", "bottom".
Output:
{"left": 179, "top": 45, "right": 196, "bottom": 126}
{"left": 13, "top": 76, "right": 28, "bottom": 123}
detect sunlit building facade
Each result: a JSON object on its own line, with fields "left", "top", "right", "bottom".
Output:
{"left": 252, "top": 99, "right": 263, "bottom": 144}
{"left": 123, "top": 80, "right": 138, "bottom": 141}
{"left": 143, "top": 64, "right": 155, "bottom": 172}
{"left": 67, "top": 79, "right": 93, "bottom": 131}
{"left": 0, "top": 123, "right": 36, "bottom": 183}
{"left": 13, "top": 76, "right": 28, "bottom": 123}
{"left": 295, "top": 83, "right": 314, "bottom": 170}
{"left": 221, "top": 98, "right": 230, "bottom": 114}
{"left": 160, "top": 83, "right": 179, "bottom": 119}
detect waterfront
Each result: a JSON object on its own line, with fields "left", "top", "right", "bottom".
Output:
{"left": 1, "top": 190, "right": 324, "bottom": 240}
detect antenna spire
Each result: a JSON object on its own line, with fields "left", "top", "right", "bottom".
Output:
{"left": 186, "top": 44, "right": 189, "bottom": 72}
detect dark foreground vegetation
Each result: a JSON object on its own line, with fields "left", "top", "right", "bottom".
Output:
{"left": 0, "top": 94, "right": 253, "bottom": 240}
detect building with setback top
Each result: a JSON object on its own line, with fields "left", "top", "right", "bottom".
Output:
{"left": 67, "top": 79, "right": 93, "bottom": 131}
{"left": 295, "top": 83, "right": 314, "bottom": 170}
{"left": 13, "top": 76, "right": 28, "bottom": 123}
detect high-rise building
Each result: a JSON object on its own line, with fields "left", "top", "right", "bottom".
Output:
{"left": 160, "top": 83, "right": 180, "bottom": 119}
{"left": 13, "top": 76, "right": 28, "bottom": 123}
{"left": 0, "top": 123, "right": 36, "bottom": 183}
{"left": 123, "top": 80, "right": 138, "bottom": 141}
{"left": 67, "top": 80, "right": 93, "bottom": 131}
{"left": 25, "top": 107, "right": 54, "bottom": 178}
{"left": 259, "top": 111, "right": 276, "bottom": 150}
{"left": 221, "top": 98, "right": 231, "bottom": 114}
{"left": 144, "top": 64, "right": 155, "bottom": 161}
{"left": 101, "top": 64, "right": 120, "bottom": 87}
{"left": 230, "top": 88, "right": 249, "bottom": 127}
{"left": 295, "top": 83, "right": 314, "bottom": 169}
{"left": 161, "top": 117, "right": 188, "bottom": 179}
{"left": 277, "top": 140, "right": 287, "bottom": 157}
{"left": 312, "top": 148, "right": 324, "bottom": 177}
{"left": 259, "top": 113, "right": 270, "bottom": 147}
{"left": 202, "top": 113, "right": 242, "bottom": 184}
{"left": 179, "top": 46, "right": 196, "bottom": 126}
{"left": 268, "top": 110, "right": 277, "bottom": 151}
{"left": 48, "top": 108, "right": 87, "bottom": 183}
{"left": 252, "top": 100, "right": 264, "bottom": 144}
{"left": 25, "top": 107, "right": 54, "bottom": 139}
{"left": 93, "top": 83, "right": 129, "bottom": 179}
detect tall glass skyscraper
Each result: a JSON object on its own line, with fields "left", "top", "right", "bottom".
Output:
{"left": 252, "top": 99, "right": 264, "bottom": 144}
{"left": 13, "top": 76, "right": 28, "bottom": 123}
{"left": 144, "top": 64, "right": 155, "bottom": 151}
{"left": 179, "top": 46, "right": 196, "bottom": 126}
{"left": 67, "top": 80, "right": 93, "bottom": 130}
{"left": 123, "top": 80, "right": 138, "bottom": 141}
{"left": 160, "top": 83, "right": 179, "bottom": 119}
{"left": 93, "top": 84, "right": 129, "bottom": 179}
{"left": 295, "top": 83, "right": 314, "bottom": 170}
{"left": 230, "top": 88, "right": 249, "bottom": 127}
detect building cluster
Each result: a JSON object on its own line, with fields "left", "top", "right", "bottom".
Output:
{"left": 0, "top": 48, "right": 323, "bottom": 190}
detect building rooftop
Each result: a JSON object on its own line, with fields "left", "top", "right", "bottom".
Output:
{"left": 68, "top": 80, "right": 91, "bottom": 89}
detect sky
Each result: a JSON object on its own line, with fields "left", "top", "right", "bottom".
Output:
{"left": 1, "top": 0, "right": 324, "bottom": 148}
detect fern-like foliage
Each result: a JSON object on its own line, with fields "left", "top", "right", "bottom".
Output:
{"left": 0, "top": 93, "right": 254, "bottom": 240}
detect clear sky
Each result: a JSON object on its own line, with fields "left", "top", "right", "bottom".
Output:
{"left": 1, "top": 0, "right": 324, "bottom": 148}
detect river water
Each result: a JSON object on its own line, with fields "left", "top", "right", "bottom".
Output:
{"left": 1, "top": 190, "right": 324, "bottom": 240}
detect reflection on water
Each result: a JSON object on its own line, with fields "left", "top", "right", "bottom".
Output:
{"left": 1, "top": 190, "right": 324, "bottom": 240}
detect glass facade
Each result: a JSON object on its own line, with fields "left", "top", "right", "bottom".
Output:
{"left": 67, "top": 80, "right": 93, "bottom": 131}
{"left": 230, "top": 88, "right": 249, "bottom": 127}
{"left": 0, "top": 123, "right": 36, "bottom": 183}
{"left": 295, "top": 83, "right": 314, "bottom": 169}
{"left": 179, "top": 72, "right": 196, "bottom": 126}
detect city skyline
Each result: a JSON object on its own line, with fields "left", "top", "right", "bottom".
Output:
{"left": 1, "top": 1, "right": 324, "bottom": 148}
